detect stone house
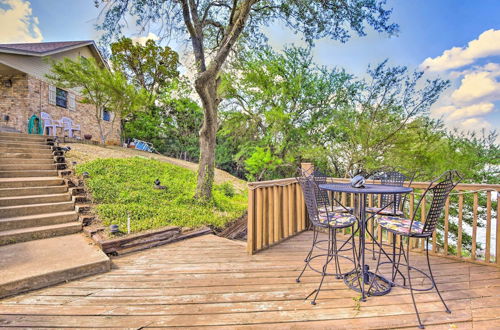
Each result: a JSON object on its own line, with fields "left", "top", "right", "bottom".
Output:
{"left": 0, "top": 40, "right": 121, "bottom": 144}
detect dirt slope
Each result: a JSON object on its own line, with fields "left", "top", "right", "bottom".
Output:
{"left": 65, "top": 143, "right": 246, "bottom": 191}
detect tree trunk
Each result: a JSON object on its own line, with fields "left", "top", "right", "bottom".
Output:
{"left": 194, "top": 76, "right": 219, "bottom": 201}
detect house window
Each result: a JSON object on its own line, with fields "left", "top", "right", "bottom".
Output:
{"left": 102, "top": 109, "right": 111, "bottom": 121}
{"left": 56, "top": 88, "right": 68, "bottom": 108}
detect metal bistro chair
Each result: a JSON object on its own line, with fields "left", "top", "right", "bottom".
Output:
{"left": 295, "top": 176, "right": 357, "bottom": 305}
{"left": 308, "top": 168, "right": 354, "bottom": 216}
{"left": 374, "top": 170, "right": 462, "bottom": 329}
{"left": 366, "top": 169, "right": 415, "bottom": 259}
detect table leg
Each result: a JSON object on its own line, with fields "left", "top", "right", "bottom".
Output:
{"left": 343, "top": 192, "right": 391, "bottom": 298}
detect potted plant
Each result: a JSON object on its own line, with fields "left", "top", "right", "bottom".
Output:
{"left": 84, "top": 134, "right": 92, "bottom": 140}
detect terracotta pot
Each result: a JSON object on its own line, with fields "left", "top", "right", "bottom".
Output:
{"left": 84, "top": 134, "right": 92, "bottom": 140}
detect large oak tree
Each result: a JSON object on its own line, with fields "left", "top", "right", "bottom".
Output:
{"left": 96, "top": 0, "right": 398, "bottom": 201}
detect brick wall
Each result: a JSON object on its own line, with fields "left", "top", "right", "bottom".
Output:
{"left": 0, "top": 73, "right": 30, "bottom": 132}
{"left": 0, "top": 74, "right": 121, "bottom": 144}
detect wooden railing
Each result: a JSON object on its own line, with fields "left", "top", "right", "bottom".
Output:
{"left": 247, "top": 177, "right": 500, "bottom": 267}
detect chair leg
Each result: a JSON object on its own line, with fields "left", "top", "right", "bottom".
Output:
{"left": 405, "top": 237, "right": 424, "bottom": 329}
{"left": 296, "top": 226, "right": 318, "bottom": 283}
{"left": 309, "top": 229, "right": 334, "bottom": 305}
{"left": 372, "top": 218, "right": 376, "bottom": 260}
{"left": 333, "top": 229, "right": 341, "bottom": 279}
{"left": 426, "top": 238, "right": 451, "bottom": 313}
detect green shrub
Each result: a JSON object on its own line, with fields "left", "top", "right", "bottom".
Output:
{"left": 76, "top": 157, "right": 247, "bottom": 233}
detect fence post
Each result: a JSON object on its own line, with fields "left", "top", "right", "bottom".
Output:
{"left": 300, "top": 162, "right": 314, "bottom": 176}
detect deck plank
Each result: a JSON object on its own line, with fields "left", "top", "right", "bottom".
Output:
{"left": 0, "top": 232, "right": 499, "bottom": 328}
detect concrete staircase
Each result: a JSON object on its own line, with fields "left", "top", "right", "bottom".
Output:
{"left": 0, "top": 132, "right": 110, "bottom": 298}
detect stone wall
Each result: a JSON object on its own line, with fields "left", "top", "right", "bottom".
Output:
{"left": 0, "top": 74, "right": 121, "bottom": 144}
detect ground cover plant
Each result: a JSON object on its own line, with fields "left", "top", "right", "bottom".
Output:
{"left": 76, "top": 157, "right": 247, "bottom": 233}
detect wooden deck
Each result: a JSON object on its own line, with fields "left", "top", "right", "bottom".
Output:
{"left": 0, "top": 232, "right": 499, "bottom": 329}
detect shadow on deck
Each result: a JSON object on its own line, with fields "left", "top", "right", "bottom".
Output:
{"left": 0, "top": 232, "right": 499, "bottom": 328}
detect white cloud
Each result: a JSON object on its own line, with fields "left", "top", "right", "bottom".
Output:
{"left": 460, "top": 117, "right": 492, "bottom": 130}
{"left": 451, "top": 65, "right": 500, "bottom": 104}
{"left": 421, "top": 29, "right": 500, "bottom": 72}
{"left": 434, "top": 102, "right": 494, "bottom": 120}
{"left": 0, "top": 0, "right": 43, "bottom": 43}
{"left": 130, "top": 32, "right": 159, "bottom": 45}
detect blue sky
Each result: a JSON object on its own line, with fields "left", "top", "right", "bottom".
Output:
{"left": 1, "top": 0, "right": 499, "bottom": 138}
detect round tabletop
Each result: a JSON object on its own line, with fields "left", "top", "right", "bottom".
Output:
{"left": 318, "top": 183, "right": 413, "bottom": 195}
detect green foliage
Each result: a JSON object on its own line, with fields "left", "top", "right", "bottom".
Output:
{"left": 219, "top": 46, "right": 355, "bottom": 180}
{"left": 46, "top": 57, "right": 149, "bottom": 143}
{"left": 109, "top": 38, "right": 202, "bottom": 160}
{"left": 76, "top": 157, "right": 246, "bottom": 233}
{"left": 110, "top": 37, "right": 180, "bottom": 96}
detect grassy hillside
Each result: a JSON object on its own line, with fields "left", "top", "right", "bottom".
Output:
{"left": 76, "top": 157, "right": 247, "bottom": 234}
{"left": 66, "top": 143, "right": 246, "bottom": 191}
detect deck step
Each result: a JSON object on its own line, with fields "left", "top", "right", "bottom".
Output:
{"left": 0, "top": 211, "right": 78, "bottom": 231}
{"left": 0, "top": 201, "right": 74, "bottom": 218}
{"left": 0, "top": 170, "right": 58, "bottom": 178}
{"left": 0, "top": 222, "right": 82, "bottom": 246}
{"left": 0, "top": 177, "right": 64, "bottom": 188}
{"left": 0, "top": 234, "right": 110, "bottom": 298}
{"left": 0, "top": 163, "right": 57, "bottom": 171}
{"left": 0, "top": 185, "right": 67, "bottom": 197}
{"left": 0, "top": 193, "right": 71, "bottom": 207}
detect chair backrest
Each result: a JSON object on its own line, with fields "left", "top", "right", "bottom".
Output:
{"left": 61, "top": 117, "right": 72, "bottom": 128}
{"left": 40, "top": 112, "right": 52, "bottom": 125}
{"left": 380, "top": 171, "right": 407, "bottom": 211}
{"left": 297, "top": 176, "right": 327, "bottom": 227}
{"left": 419, "top": 170, "right": 462, "bottom": 235}
{"left": 371, "top": 169, "right": 415, "bottom": 212}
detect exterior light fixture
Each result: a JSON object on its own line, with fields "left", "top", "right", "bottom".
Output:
{"left": 3, "top": 79, "right": 12, "bottom": 88}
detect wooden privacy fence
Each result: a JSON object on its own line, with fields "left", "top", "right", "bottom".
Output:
{"left": 247, "top": 177, "right": 500, "bottom": 267}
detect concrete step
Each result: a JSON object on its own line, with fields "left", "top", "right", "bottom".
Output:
{"left": 0, "top": 169, "right": 59, "bottom": 178}
{"left": 0, "top": 185, "right": 67, "bottom": 197}
{"left": 0, "top": 193, "right": 71, "bottom": 207}
{"left": 0, "top": 234, "right": 110, "bottom": 298}
{"left": 0, "top": 132, "right": 51, "bottom": 142}
{"left": 0, "top": 201, "right": 74, "bottom": 218}
{"left": 0, "top": 163, "right": 57, "bottom": 171}
{"left": 0, "top": 152, "right": 54, "bottom": 160}
{"left": 0, "top": 177, "right": 64, "bottom": 188}
{"left": 0, "top": 211, "right": 78, "bottom": 231}
{"left": 0, "top": 157, "right": 55, "bottom": 164}
{"left": 0, "top": 126, "right": 21, "bottom": 133}
{"left": 0, "top": 222, "right": 82, "bottom": 246}
{"left": 0, "top": 139, "right": 50, "bottom": 147}
{"left": 0, "top": 142, "right": 51, "bottom": 150}
{"left": 0, "top": 146, "right": 53, "bottom": 154}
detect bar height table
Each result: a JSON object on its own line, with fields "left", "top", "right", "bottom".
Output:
{"left": 319, "top": 183, "right": 413, "bottom": 301}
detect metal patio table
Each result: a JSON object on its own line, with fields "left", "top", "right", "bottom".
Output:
{"left": 318, "top": 183, "right": 413, "bottom": 301}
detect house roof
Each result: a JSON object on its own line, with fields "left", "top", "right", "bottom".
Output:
{"left": 0, "top": 40, "right": 108, "bottom": 68}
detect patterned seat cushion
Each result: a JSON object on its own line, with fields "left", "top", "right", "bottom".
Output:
{"left": 366, "top": 207, "right": 404, "bottom": 216}
{"left": 319, "top": 213, "right": 356, "bottom": 228}
{"left": 376, "top": 215, "right": 424, "bottom": 235}
{"left": 318, "top": 205, "right": 353, "bottom": 214}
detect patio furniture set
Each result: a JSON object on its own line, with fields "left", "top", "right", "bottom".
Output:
{"left": 40, "top": 112, "right": 81, "bottom": 138}
{"left": 296, "top": 168, "right": 461, "bottom": 329}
